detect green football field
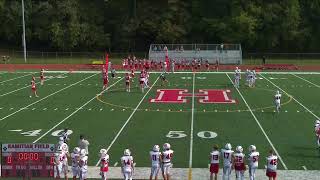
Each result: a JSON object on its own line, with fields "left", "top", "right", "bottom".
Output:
{"left": 0, "top": 70, "right": 320, "bottom": 173}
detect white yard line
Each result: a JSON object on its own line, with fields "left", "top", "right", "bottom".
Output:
{"left": 0, "top": 73, "right": 33, "bottom": 83}
{"left": 188, "top": 73, "right": 195, "bottom": 180}
{"left": 260, "top": 74, "right": 320, "bottom": 119}
{"left": 226, "top": 73, "right": 288, "bottom": 170}
{"left": 95, "top": 76, "right": 160, "bottom": 166}
{"left": 292, "top": 74, "right": 320, "bottom": 88}
{"left": 43, "top": 70, "right": 320, "bottom": 75}
{"left": 33, "top": 77, "right": 123, "bottom": 143}
{"left": 0, "top": 73, "right": 98, "bottom": 122}
{"left": 0, "top": 73, "right": 67, "bottom": 97}
{"left": 302, "top": 166, "right": 307, "bottom": 170}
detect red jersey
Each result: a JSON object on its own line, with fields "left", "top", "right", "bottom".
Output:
{"left": 31, "top": 80, "right": 36, "bottom": 90}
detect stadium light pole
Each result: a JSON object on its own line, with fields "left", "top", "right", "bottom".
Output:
{"left": 21, "top": 0, "right": 27, "bottom": 63}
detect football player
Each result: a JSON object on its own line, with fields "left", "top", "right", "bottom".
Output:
{"left": 71, "top": 147, "right": 81, "bottom": 180}
{"left": 221, "top": 143, "right": 234, "bottom": 180}
{"left": 102, "top": 73, "right": 109, "bottom": 91}
{"left": 61, "top": 128, "right": 69, "bottom": 143}
{"left": 315, "top": 120, "right": 320, "bottom": 149}
{"left": 140, "top": 71, "right": 145, "bottom": 93}
{"left": 125, "top": 73, "right": 131, "bottom": 92}
{"left": 161, "top": 143, "right": 174, "bottom": 180}
{"left": 60, "top": 143, "right": 69, "bottom": 180}
{"left": 252, "top": 70, "right": 257, "bottom": 87}
{"left": 205, "top": 60, "right": 210, "bottom": 71}
{"left": 233, "top": 146, "right": 246, "bottom": 180}
{"left": 111, "top": 68, "right": 116, "bottom": 79}
{"left": 54, "top": 148, "right": 63, "bottom": 179}
{"left": 209, "top": 144, "right": 220, "bottom": 180}
{"left": 79, "top": 149, "right": 88, "bottom": 180}
{"left": 248, "top": 145, "right": 259, "bottom": 180}
{"left": 30, "top": 76, "right": 38, "bottom": 98}
{"left": 99, "top": 149, "right": 109, "bottom": 180}
{"left": 274, "top": 90, "right": 282, "bottom": 113}
{"left": 131, "top": 69, "right": 135, "bottom": 82}
{"left": 40, "top": 69, "right": 45, "bottom": 85}
{"left": 266, "top": 150, "right": 278, "bottom": 180}
{"left": 121, "top": 149, "right": 134, "bottom": 180}
{"left": 160, "top": 73, "right": 169, "bottom": 86}
{"left": 150, "top": 145, "right": 162, "bottom": 180}
{"left": 234, "top": 67, "right": 241, "bottom": 88}
{"left": 144, "top": 71, "right": 150, "bottom": 89}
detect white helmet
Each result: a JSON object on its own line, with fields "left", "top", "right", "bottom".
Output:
{"left": 276, "top": 90, "right": 280, "bottom": 95}
{"left": 124, "top": 149, "right": 131, "bottom": 156}
{"left": 153, "top": 145, "right": 160, "bottom": 152}
{"left": 236, "top": 67, "right": 239, "bottom": 70}
{"left": 163, "top": 143, "right": 171, "bottom": 150}
{"left": 236, "top": 146, "right": 243, "bottom": 153}
{"left": 225, "top": 143, "right": 232, "bottom": 150}
{"left": 315, "top": 120, "right": 320, "bottom": 125}
{"left": 249, "top": 145, "right": 256, "bottom": 152}
{"left": 100, "top": 148, "right": 107, "bottom": 155}
{"left": 80, "top": 149, "right": 86, "bottom": 157}
{"left": 60, "top": 143, "right": 68, "bottom": 152}
{"left": 73, "top": 147, "right": 81, "bottom": 154}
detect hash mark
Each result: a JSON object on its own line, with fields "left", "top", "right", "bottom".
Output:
{"left": 54, "top": 108, "right": 58, "bottom": 111}
{"left": 100, "top": 108, "right": 103, "bottom": 111}
{"left": 114, "top": 162, "right": 118, "bottom": 167}
{"left": 302, "top": 166, "right": 307, "bottom": 170}
{"left": 297, "top": 110, "right": 300, "bottom": 112}
{"left": 88, "top": 108, "right": 92, "bottom": 111}
{"left": 43, "top": 108, "right": 47, "bottom": 110}
{"left": 111, "top": 109, "right": 114, "bottom": 111}
{"left": 65, "top": 108, "right": 69, "bottom": 110}
{"left": 32, "top": 108, "right": 36, "bottom": 110}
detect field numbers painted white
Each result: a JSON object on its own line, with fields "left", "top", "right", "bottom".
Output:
{"left": 181, "top": 77, "right": 207, "bottom": 80}
{"left": 51, "top": 129, "right": 73, "bottom": 137}
{"left": 166, "top": 130, "right": 217, "bottom": 139}
{"left": 166, "top": 131, "right": 187, "bottom": 138}
{"left": 20, "top": 129, "right": 42, "bottom": 137}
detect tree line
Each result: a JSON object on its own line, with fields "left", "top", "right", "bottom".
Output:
{"left": 0, "top": 0, "right": 319, "bottom": 52}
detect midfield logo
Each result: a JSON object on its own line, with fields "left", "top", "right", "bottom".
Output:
{"left": 150, "top": 89, "right": 236, "bottom": 104}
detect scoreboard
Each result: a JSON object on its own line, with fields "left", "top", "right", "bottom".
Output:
{"left": 1, "top": 143, "right": 55, "bottom": 178}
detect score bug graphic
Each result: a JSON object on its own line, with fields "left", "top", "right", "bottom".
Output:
{"left": 1, "top": 143, "right": 55, "bottom": 178}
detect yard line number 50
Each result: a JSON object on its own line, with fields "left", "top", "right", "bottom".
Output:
{"left": 166, "top": 130, "right": 217, "bottom": 139}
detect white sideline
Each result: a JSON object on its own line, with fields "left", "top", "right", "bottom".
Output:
{"left": 33, "top": 77, "right": 123, "bottom": 143}
{"left": 95, "top": 76, "right": 160, "bottom": 166}
{"left": 43, "top": 70, "right": 320, "bottom": 75}
{"left": 260, "top": 74, "right": 320, "bottom": 119}
{"left": 226, "top": 73, "right": 288, "bottom": 170}
{"left": 0, "top": 73, "right": 33, "bottom": 83}
{"left": 292, "top": 74, "right": 320, "bottom": 88}
{"left": 0, "top": 73, "right": 98, "bottom": 122}
{"left": 188, "top": 73, "right": 195, "bottom": 179}
{"left": 0, "top": 73, "right": 67, "bottom": 97}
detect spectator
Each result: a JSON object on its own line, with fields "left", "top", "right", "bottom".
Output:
{"left": 262, "top": 56, "right": 266, "bottom": 64}
{"left": 180, "top": 45, "right": 184, "bottom": 51}
{"left": 78, "top": 134, "right": 90, "bottom": 155}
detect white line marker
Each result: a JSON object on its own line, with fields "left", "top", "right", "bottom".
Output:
{"left": 114, "top": 162, "right": 118, "bottom": 167}
{"left": 8, "top": 129, "right": 23, "bottom": 132}
{"left": 54, "top": 108, "right": 58, "bottom": 111}
{"left": 33, "top": 77, "right": 123, "bottom": 144}
{"left": 0, "top": 74, "right": 97, "bottom": 122}
{"left": 88, "top": 108, "right": 92, "bottom": 111}
{"left": 32, "top": 108, "right": 36, "bottom": 111}
{"left": 302, "top": 166, "right": 307, "bottom": 170}
{"left": 226, "top": 73, "right": 288, "bottom": 170}
{"left": 188, "top": 73, "right": 196, "bottom": 179}
{"left": 43, "top": 108, "right": 47, "bottom": 110}
{"left": 292, "top": 74, "right": 320, "bottom": 88}
{"left": 95, "top": 76, "right": 160, "bottom": 166}
{"left": 100, "top": 108, "right": 103, "bottom": 111}
{"left": 9, "top": 108, "right": 14, "bottom": 110}
{"left": 65, "top": 108, "right": 69, "bottom": 111}
{"left": 0, "top": 73, "right": 32, "bottom": 83}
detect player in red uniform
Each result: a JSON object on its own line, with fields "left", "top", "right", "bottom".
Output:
{"left": 102, "top": 73, "right": 108, "bottom": 91}
{"left": 40, "top": 69, "right": 45, "bottom": 85}
{"left": 30, "top": 76, "right": 38, "bottom": 98}
{"left": 125, "top": 73, "right": 131, "bottom": 92}
{"left": 205, "top": 60, "right": 210, "bottom": 71}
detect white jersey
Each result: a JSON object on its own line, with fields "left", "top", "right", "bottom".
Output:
{"left": 59, "top": 152, "right": 68, "bottom": 165}
{"left": 275, "top": 94, "right": 281, "bottom": 102}
{"left": 266, "top": 155, "right": 278, "bottom": 172}
{"left": 71, "top": 152, "right": 80, "bottom": 167}
{"left": 221, "top": 149, "right": 234, "bottom": 166}
{"left": 248, "top": 151, "right": 259, "bottom": 168}
{"left": 79, "top": 156, "right": 88, "bottom": 171}
{"left": 150, "top": 151, "right": 161, "bottom": 167}
{"left": 121, "top": 155, "right": 134, "bottom": 171}
{"left": 210, "top": 150, "right": 220, "bottom": 164}
{"left": 162, "top": 150, "right": 174, "bottom": 164}
{"left": 235, "top": 69, "right": 241, "bottom": 79}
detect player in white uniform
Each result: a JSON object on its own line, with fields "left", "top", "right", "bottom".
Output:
{"left": 315, "top": 120, "right": 320, "bottom": 149}
{"left": 209, "top": 145, "right": 220, "bottom": 180}
{"left": 121, "top": 149, "right": 134, "bottom": 180}
{"left": 266, "top": 150, "right": 278, "bottom": 180}
{"left": 71, "top": 147, "right": 80, "bottom": 180}
{"left": 221, "top": 143, "right": 234, "bottom": 180}
{"left": 54, "top": 148, "right": 63, "bottom": 179}
{"left": 248, "top": 71, "right": 254, "bottom": 87}
{"left": 149, "top": 145, "right": 162, "bottom": 180}
{"left": 79, "top": 149, "right": 88, "bottom": 180}
{"left": 233, "top": 146, "right": 246, "bottom": 180}
{"left": 274, "top": 90, "right": 282, "bottom": 113}
{"left": 99, "top": 149, "right": 110, "bottom": 180}
{"left": 161, "top": 143, "right": 174, "bottom": 180}
{"left": 252, "top": 70, "right": 257, "bottom": 87}
{"left": 234, "top": 67, "right": 241, "bottom": 88}
{"left": 247, "top": 145, "right": 259, "bottom": 180}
